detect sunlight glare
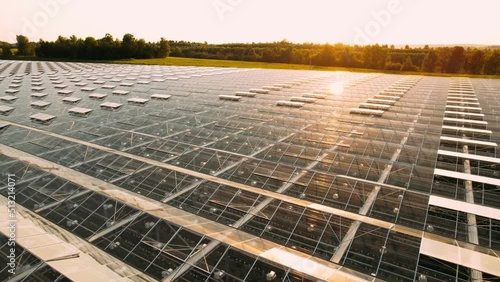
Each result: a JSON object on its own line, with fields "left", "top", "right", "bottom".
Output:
{"left": 329, "top": 82, "right": 344, "bottom": 95}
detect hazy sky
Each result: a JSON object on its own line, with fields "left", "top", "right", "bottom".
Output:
{"left": 1, "top": 0, "right": 499, "bottom": 45}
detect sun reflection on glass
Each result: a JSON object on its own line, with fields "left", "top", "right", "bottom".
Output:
{"left": 329, "top": 82, "right": 344, "bottom": 95}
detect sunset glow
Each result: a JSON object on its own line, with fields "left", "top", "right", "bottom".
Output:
{"left": 1, "top": 0, "right": 499, "bottom": 45}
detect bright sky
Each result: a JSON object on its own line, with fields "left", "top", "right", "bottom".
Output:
{"left": 1, "top": 0, "right": 499, "bottom": 45}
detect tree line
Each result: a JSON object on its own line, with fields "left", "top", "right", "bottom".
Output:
{"left": 168, "top": 40, "right": 500, "bottom": 75}
{"left": 7, "top": 34, "right": 170, "bottom": 60}
{"left": 3, "top": 35, "right": 500, "bottom": 75}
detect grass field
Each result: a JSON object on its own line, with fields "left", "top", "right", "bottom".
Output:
{"left": 111, "top": 57, "right": 381, "bottom": 72}
{"left": 4, "top": 56, "right": 500, "bottom": 79}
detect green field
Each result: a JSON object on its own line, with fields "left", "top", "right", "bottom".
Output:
{"left": 111, "top": 57, "right": 378, "bottom": 72}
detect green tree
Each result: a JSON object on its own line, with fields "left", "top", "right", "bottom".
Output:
{"left": 170, "top": 46, "right": 183, "bottom": 57}
{"left": 362, "top": 44, "right": 387, "bottom": 69}
{"left": 401, "top": 56, "right": 418, "bottom": 71}
{"left": 466, "top": 49, "right": 485, "bottom": 74}
{"left": 83, "top": 36, "right": 98, "bottom": 59}
{"left": 156, "top": 37, "right": 170, "bottom": 58}
{"left": 122, "top": 33, "right": 137, "bottom": 58}
{"left": 446, "top": 46, "right": 465, "bottom": 73}
{"left": 262, "top": 48, "right": 276, "bottom": 62}
{"left": 278, "top": 46, "right": 293, "bottom": 63}
{"left": 16, "top": 35, "right": 35, "bottom": 56}
{"left": 135, "top": 39, "right": 155, "bottom": 59}
{"left": 484, "top": 50, "right": 500, "bottom": 75}
{"left": 317, "top": 44, "right": 335, "bottom": 66}
{"left": 97, "top": 33, "right": 120, "bottom": 59}
{"left": 421, "top": 50, "right": 439, "bottom": 72}
{"left": 339, "top": 46, "right": 353, "bottom": 67}
{"left": 1, "top": 44, "right": 12, "bottom": 57}
{"left": 385, "top": 62, "right": 402, "bottom": 71}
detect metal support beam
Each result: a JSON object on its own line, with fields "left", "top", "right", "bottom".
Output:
{"left": 88, "top": 212, "right": 143, "bottom": 242}
{"left": 463, "top": 143, "right": 482, "bottom": 282}
{"left": 330, "top": 134, "right": 409, "bottom": 264}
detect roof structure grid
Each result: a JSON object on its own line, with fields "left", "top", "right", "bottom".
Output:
{"left": 0, "top": 60, "right": 499, "bottom": 282}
